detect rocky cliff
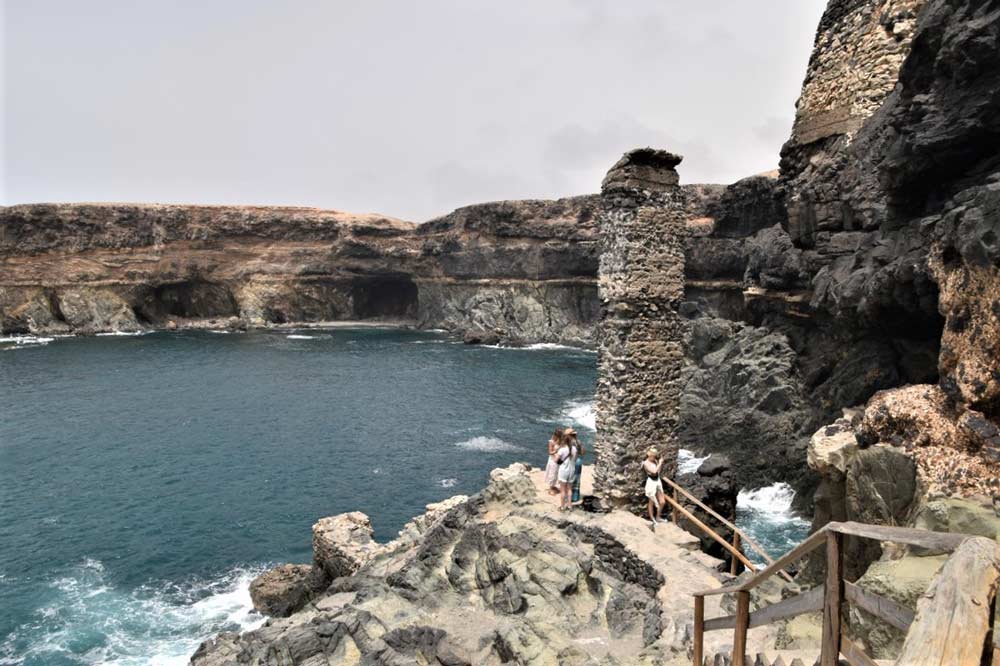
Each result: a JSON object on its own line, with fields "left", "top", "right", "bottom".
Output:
{"left": 192, "top": 465, "right": 784, "bottom": 666}
{"left": 0, "top": 196, "right": 600, "bottom": 346}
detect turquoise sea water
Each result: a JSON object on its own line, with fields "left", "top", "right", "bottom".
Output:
{"left": 0, "top": 329, "right": 597, "bottom": 665}
{"left": 0, "top": 328, "right": 807, "bottom": 664}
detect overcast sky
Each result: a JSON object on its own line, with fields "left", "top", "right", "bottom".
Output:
{"left": 3, "top": 1, "right": 827, "bottom": 221}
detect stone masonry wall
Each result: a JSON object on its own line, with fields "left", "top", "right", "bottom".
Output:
{"left": 791, "top": 0, "right": 925, "bottom": 145}
{"left": 782, "top": 0, "right": 926, "bottom": 246}
{"left": 594, "top": 149, "right": 688, "bottom": 510}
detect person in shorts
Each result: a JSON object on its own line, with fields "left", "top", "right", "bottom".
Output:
{"left": 642, "top": 447, "right": 666, "bottom": 530}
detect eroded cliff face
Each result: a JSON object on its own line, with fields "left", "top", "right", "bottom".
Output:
{"left": 0, "top": 197, "right": 600, "bottom": 345}
{"left": 674, "top": 0, "right": 1000, "bottom": 500}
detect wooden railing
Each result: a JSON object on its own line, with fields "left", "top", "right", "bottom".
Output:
{"left": 690, "top": 521, "right": 974, "bottom": 666}
{"left": 659, "top": 476, "right": 794, "bottom": 582}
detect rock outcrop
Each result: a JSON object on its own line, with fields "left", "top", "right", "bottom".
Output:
{"left": 193, "top": 464, "right": 766, "bottom": 666}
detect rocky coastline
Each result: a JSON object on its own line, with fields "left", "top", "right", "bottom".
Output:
{"left": 5, "top": 0, "right": 1000, "bottom": 662}
{"left": 191, "top": 464, "right": 771, "bottom": 666}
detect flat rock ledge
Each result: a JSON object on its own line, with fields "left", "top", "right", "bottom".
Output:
{"left": 191, "top": 464, "right": 789, "bottom": 666}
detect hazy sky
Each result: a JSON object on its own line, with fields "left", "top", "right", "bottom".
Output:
{"left": 3, "top": 1, "right": 826, "bottom": 221}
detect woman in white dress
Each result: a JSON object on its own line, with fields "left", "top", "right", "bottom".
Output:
{"left": 544, "top": 428, "right": 563, "bottom": 495}
{"left": 642, "top": 447, "right": 666, "bottom": 530}
{"left": 557, "top": 428, "right": 579, "bottom": 511}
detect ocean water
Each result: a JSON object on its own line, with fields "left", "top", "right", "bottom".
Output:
{"left": 0, "top": 329, "right": 597, "bottom": 665}
{"left": 736, "top": 483, "right": 811, "bottom": 564}
{"left": 0, "top": 329, "right": 807, "bottom": 664}
{"left": 677, "top": 450, "right": 810, "bottom": 565}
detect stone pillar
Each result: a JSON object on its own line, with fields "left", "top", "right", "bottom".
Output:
{"left": 593, "top": 148, "right": 687, "bottom": 511}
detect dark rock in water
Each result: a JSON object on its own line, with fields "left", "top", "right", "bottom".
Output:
{"left": 678, "top": 455, "right": 739, "bottom": 569}
{"left": 462, "top": 328, "right": 501, "bottom": 346}
{"left": 249, "top": 563, "right": 330, "bottom": 618}
{"left": 697, "top": 454, "right": 730, "bottom": 477}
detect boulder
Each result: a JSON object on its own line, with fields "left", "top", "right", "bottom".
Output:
{"left": 850, "top": 554, "right": 949, "bottom": 660}
{"left": 807, "top": 416, "right": 859, "bottom": 478}
{"left": 844, "top": 445, "right": 918, "bottom": 578}
{"left": 911, "top": 497, "right": 1000, "bottom": 544}
{"left": 462, "top": 328, "right": 501, "bottom": 345}
{"left": 856, "top": 384, "right": 999, "bottom": 498}
{"left": 483, "top": 463, "right": 537, "bottom": 506}
{"left": 312, "top": 512, "right": 384, "bottom": 579}
{"left": 677, "top": 455, "right": 739, "bottom": 567}
{"left": 249, "top": 563, "right": 330, "bottom": 618}
{"left": 857, "top": 385, "right": 963, "bottom": 450}
{"left": 390, "top": 494, "right": 470, "bottom": 553}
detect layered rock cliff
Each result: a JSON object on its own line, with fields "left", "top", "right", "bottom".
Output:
{"left": 0, "top": 197, "right": 600, "bottom": 346}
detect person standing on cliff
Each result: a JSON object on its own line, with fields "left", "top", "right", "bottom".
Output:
{"left": 556, "top": 432, "right": 578, "bottom": 511}
{"left": 544, "top": 429, "right": 563, "bottom": 495}
{"left": 569, "top": 429, "right": 585, "bottom": 504}
{"left": 643, "top": 447, "right": 666, "bottom": 530}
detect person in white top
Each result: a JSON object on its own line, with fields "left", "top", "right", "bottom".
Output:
{"left": 642, "top": 447, "right": 666, "bottom": 531}
{"left": 544, "top": 428, "right": 563, "bottom": 495}
{"left": 556, "top": 428, "right": 579, "bottom": 511}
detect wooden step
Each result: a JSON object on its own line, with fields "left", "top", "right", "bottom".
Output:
{"left": 699, "top": 653, "right": 895, "bottom": 666}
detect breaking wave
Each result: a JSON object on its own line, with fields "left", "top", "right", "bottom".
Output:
{"left": 0, "top": 335, "right": 56, "bottom": 348}
{"left": 677, "top": 449, "right": 711, "bottom": 475}
{"left": 521, "top": 343, "right": 595, "bottom": 353}
{"left": 454, "top": 436, "right": 522, "bottom": 452}
{"left": 736, "top": 482, "right": 811, "bottom": 565}
{"left": 95, "top": 331, "right": 149, "bottom": 337}
{"left": 0, "top": 559, "right": 266, "bottom": 666}
{"left": 286, "top": 334, "right": 315, "bottom": 340}
{"left": 557, "top": 399, "right": 595, "bottom": 431}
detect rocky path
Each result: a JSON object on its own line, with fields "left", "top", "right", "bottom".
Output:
{"left": 528, "top": 467, "right": 787, "bottom": 664}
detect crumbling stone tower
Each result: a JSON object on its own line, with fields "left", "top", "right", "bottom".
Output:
{"left": 593, "top": 148, "right": 687, "bottom": 511}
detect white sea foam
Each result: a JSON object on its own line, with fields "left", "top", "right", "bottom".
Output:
{"left": 737, "top": 483, "right": 810, "bottom": 526}
{"left": 522, "top": 343, "right": 596, "bottom": 353}
{"left": 482, "top": 342, "right": 595, "bottom": 353}
{"left": 439, "top": 478, "right": 458, "bottom": 488}
{"left": 1, "top": 559, "right": 266, "bottom": 666}
{"left": 0, "top": 335, "right": 55, "bottom": 347}
{"left": 677, "top": 449, "right": 711, "bottom": 475}
{"left": 95, "top": 330, "right": 149, "bottom": 337}
{"left": 286, "top": 334, "right": 315, "bottom": 340}
{"left": 558, "top": 399, "right": 596, "bottom": 431}
{"left": 454, "top": 436, "right": 522, "bottom": 452}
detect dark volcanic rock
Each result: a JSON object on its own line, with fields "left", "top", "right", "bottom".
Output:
{"left": 677, "top": 455, "right": 740, "bottom": 568}
{"left": 679, "top": 316, "right": 817, "bottom": 491}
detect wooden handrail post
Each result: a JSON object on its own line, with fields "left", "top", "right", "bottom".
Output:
{"left": 820, "top": 531, "right": 843, "bottom": 666}
{"left": 992, "top": 587, "right": 999, "bottom": 666}
{"left": 693, "top": 594, "right": 704, "bottom": 666}
{"left": 672, "top": 487, "right": 679, "bottom": 525}
{"left": 732, "top": 590, "right": 750, "bottom": 666}
{"left": 730, "top": 532, "right": 741, "bottom": 576}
